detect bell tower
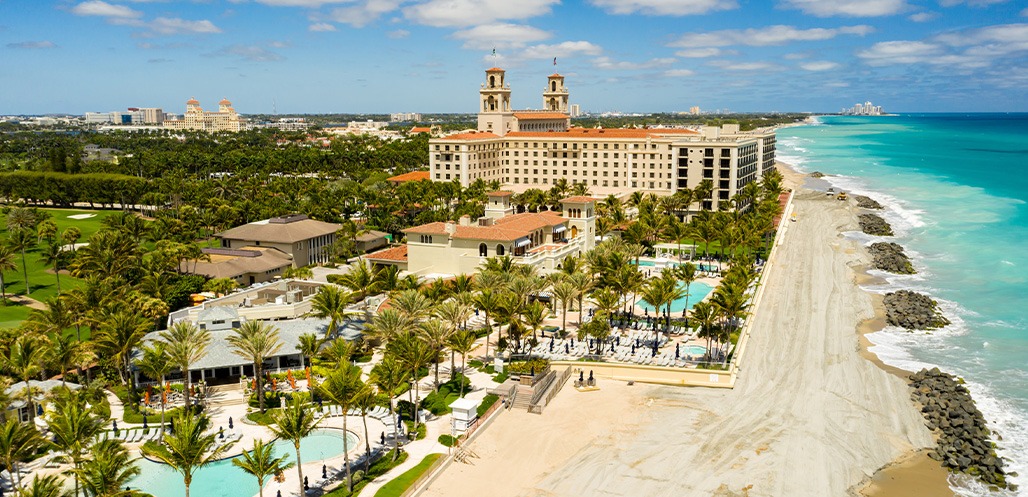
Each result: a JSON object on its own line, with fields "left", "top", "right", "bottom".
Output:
{"left": 543, "top": 74, "right": 569, "bottom": 113}
{"left": 478, "top": 67, "right": 515, "bottom": 136}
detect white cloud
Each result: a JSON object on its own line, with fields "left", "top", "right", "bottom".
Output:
{"left": 269, "top": 40, "right": 291, "bottom": 48}
{"left": 404, "top": 0, "right": 558, "bottom": 28}
{"left": 387, "top": 29, "right": 409, "bottom": 38}
{"left": 329, "top": 0, "right": 403, "bottom": 28}
{"left": 669, "top": 25, "right": 873, "bottom": 48}
{"left": 588, "top": 0, "right": 737, "bottom": 16}
{"left": 857, "top": 40, "right": 942, "bottom": 65}
{"left": 209, "top": 44, "right": 283, "bottom": 61}
{"left": 664, "top": 68, "right": 695, "bottom": 77}
{"left": 519, "top": 41, "right": 603, "bottom": 59}
{"left": 6, "top": 40, "right": 57, "bottom": 49}
{"left": 255, "top": 0, "right": 351, "bottom": 6}
{"left": 783, "top": 52, "right": 808, "bottom": 59}
{"left": 71, "top": 0, "right": 142, "bottom": 18}
{"left": 674, "top": 47, "right": 728, "bottom": 58}
{"left": 939, "top": 0, "right": 1007, "bottom": 6}
{"left": 799, "top": 60, "right": 840, "bottom": 71}
{"left": 452, "top": 23, "right": 551, "bottom": 50}
{"left": 308, "top": 22, "right": 336, "bottom": 31}
{"left": 908, "top": 12, "right": 937, "bottom": 22}
{"left": 592, "top": 56, "right": 676, "bottom": 70}
{"left": 708, "top": 60, "right": 781, "bottom": 71}
{"left": 935, "top": 23, "right": 1028, "bottom": 53}
{"left": 779, "top": 0, "right": 910, "bottom": 17}
{"left": 147, "top": 17, "right": 221, "bottom": 35}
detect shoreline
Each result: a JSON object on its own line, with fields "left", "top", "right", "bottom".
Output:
{"left": 778, "top": 159, "right": 954, "bottom": 497}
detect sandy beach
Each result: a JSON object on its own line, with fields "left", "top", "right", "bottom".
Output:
{"left": 418, "top": 164, "right": 954, "bottom": 497}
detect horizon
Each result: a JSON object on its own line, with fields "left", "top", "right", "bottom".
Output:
{"left": 2, "top": 1, "right": 1027, "bottom": 115}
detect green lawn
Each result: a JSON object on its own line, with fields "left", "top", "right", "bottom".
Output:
{"left": 373, "top": 453, "right": 443, "bottom": 497}
{"left": 0, "top": 207, "right": 117, "bottom": 327}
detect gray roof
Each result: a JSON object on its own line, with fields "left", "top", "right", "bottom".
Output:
{"left": 216, "top": 217, "right": 340, "bottom": 244}
{"left": 193, "top": 247, "right": 293, "bottom": 279}
{"left": 356, "top": 230, "right": 389, "bottom": 242}
{"left": 197, "top": 306, "right": 240, "bottom": 323}
{"left": 5, "top": 380, "right": 81, "bottom": 409}
{"left": 144, "top": 317, "right": 366, "bottom": 370}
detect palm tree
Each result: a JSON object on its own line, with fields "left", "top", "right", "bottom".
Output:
{"left": 0, "top": 245, "right": 17, "bottom": 304}
{"left": 45, "top": 331, "right": 88, "bottom": 388}
{"left": 231, "top": 439, "right": 294, "bottom": 497}
{"left": 135, "top": 342, "right": 173, "bottom": 432}
{"left": 473, "top": 289, "right": 501, "bottom": 360}
{"left": 0, "top": 418, "right": 45, "bottom": 488}
{"left": 39, "top": 242, "right": 64, "bottom": 294}
{"left": 310, "top": 285, "right": 353, "bottom": 339}
{"left": 447, "top": 329, "right": 477, "bottom": 397}
{"left": 25, "top": 296, "right": 74, "bottom": 339}
{"left": 141, "top": 412, "right": 234, "bottom": 497}
{"left": 227, "top": 321, "right": 282, "bottom": 413}
{"left": 295, "top": 332, "right": 323, "bottom": 370}
{"left": 160, "top": 321, "right": 211, "bottom": 413}
{"left": 361, "top": 308, "right": 408, "bottom": 346}
{"left": 338, "top": 261, "right": 383, "bottom": 321}
{"left": 319, "top": 337, "right": 353, "bottom": 369}
{"left": 388, "top": 332, "right": 434, "bottom": 426}
{"left": 7, "top": 229, "right": 36, "bottom": 295}
{"left": 550, "top": 280, "right": 577, "bottom": 336}
{"left": 677, "top": 262, "right": 698, "bottom": 323}
{"left": 96, "top": 310, "right": 151, "bottom": 391}
{"left": 267, "top": 396, "right": 320, "bottom": 497}
{"left": 74, "top": 439, "right": 141, "bottom": 497}
{"left": 370, "top": 356, "right": 405, "bottom": 461}
{"left": 418, "top": 319, "right": 451, "bottom": 392}
{"left": 352, "top": 383, "right": 377, "bottom": 473}
{"left": 568, "top": 272, "right": 593, "bottom": 327}
{"left": 16, "top": 473, "right": 69, "bottom": 497}
{"left": 522, "top": 300, "right": 547, "bottom": 345}
{"left": 48, "top": 388, "right": 104, "bottom": 497}
{"left": 2, "top": 335, "right": 45, "bottom": 423}
{"left": 690, "top": 301, "right": 719, "bottom": 360}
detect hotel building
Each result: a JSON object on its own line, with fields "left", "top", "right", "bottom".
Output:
{"left": 428, "top": 68, "right": 776, "bottom": 210}
{"left": 163, "top": 97, "right": 246, "bottom": 132}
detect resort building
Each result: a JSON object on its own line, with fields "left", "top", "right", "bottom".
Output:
{"left": 429, "top": 68, "right": 777, "bottom": 209}
{"left": 5, "top": 380, "right": 81, "bottom": 423}
{"left": 190, "top": 247, "right": 293, "bottom": 286}
{"left": 366, "top": 192, "right": 596, "bottom": 276}
{"left": 215, "top": 214, "right": 340, "bottom": 268}
{"left": 163, "top": 97, "right": 246, "bottom": 132}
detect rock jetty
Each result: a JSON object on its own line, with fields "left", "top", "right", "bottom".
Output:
{"left": 909, "top": 368, "right": 1013, "bottom": 490}
{"left": 884, "top": 290, "right": 950, "bottom": 330}
{"left": 809, "top": 171, "right": 825, "bottom": 178}
{"left": 859, "top": 213, "right": 894, "bottom": 236}
{"left": 868, "top": 242, "right": 916, "bottom": 274}
{"left": 854, "top": 195, "right": 883, "bottom": 209}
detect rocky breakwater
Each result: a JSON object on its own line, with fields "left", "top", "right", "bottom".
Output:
{"left": 909, "top": 368, "right": 1014, "bottom": 491}
{"left": 855, "top": 195, "right": 883, "bottom": 209}
{"left": 884, "top": 290, "right": 951, "bottom": 330}
{"left": 859, "top": 214, "right": 894, "bottom": 236}
{"left": 868, "top": 242, "right": 916, "bottom": 274}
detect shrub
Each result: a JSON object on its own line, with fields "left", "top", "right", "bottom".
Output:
{"left": 249, "top": 391, "right": 310, "bottom": 409}
{"left": 477, "top": 394, "right": 499, "bottom": 418}
{"left": 419, "top": 375, "right": 471, "bottom": 415}
{"left": 246, "top": 410, "right": 276, "bottom": 426}
{"left": 507, "top": 358, "right": 549, "bottom": 376}
{"left": 438, "top": 434, "right": 457, "bottom": 447}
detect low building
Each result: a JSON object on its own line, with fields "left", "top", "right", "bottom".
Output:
{"left": 215, "top": 214, "right": 340, "bottom": 267}
{"left": 367, "top": 192, "right": 595, "bottom": 276}
{"left": 355, "top": 230, "right": 389, "bottom": 253}
{"left": 5, "top": 380, "right": 81, "bottom": 423}
{"left": 191, "top": 247, "right": 293, "bottom": 286}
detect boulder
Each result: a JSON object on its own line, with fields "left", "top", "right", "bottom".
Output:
{"left": 883, "top": 290, "right": 951, "bottom": 330}
{"left": 868, "top": 242, "right": 916, "bottom": 274}
{"left": 859, "top": 214, "right": 894, "bottom": 236}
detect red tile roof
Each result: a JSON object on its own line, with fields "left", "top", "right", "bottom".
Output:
{"left": 549, "top": 73, "right": 563, "bottom": 78}
{"left": 366, "top": 245, "right": 408, "bottom": 262}
{"left": 404, "top": 222, "right": 448, "bottom": 235}
{"left": 561, "top": 196, "right": 597, "bottom": 203}
{"left": 387, "top": 171, "right": 430, "bottom": 183}
{"left": 410, "top": 127, "right": 432, "bottom": 134}
{"left": 403, "top": 211, "right": 566, "bottom": 242}
{"left": 486, "top": 67, "right": 505, "bottom": 72}
{"left": 506, "top": 128, "right": 699, "bottom": 139}
{"left": 486, "top": 191, "right": 513, "bottom": 197}
{"left": 513, "top": 112, "right": 569, "bottom": 120}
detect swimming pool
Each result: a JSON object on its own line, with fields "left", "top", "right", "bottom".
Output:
{"left": 130, "top": 429, "right": 357, "bottom": 497}
{"left": 636, "top": 282, "right": 714, "bottom": 314}
{"left": 682, "top": 345, "right": 707, "bottom": 357}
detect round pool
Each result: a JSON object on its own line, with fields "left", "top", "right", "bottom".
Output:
{"left": 130, "top": 429, "right": 357, "bottom": 497}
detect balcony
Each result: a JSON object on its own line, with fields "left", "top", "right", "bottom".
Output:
{"left": 516, "top": 240, "right": 582, "bottom": 265}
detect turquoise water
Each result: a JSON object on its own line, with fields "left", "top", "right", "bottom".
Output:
{"left": 683, "top": 345, "right": 707, "bottom": 357}
{"left": 636, "top": 282, "right": 714, "bottom": 313}
{"left": 634, "top": 260, "right": 718, "bottom": 272}
{"left": 778, "top": 114, "right": 1028, "bottom": 495}
{"left": 130, "top": 429, "right": 358, "bottom": 497}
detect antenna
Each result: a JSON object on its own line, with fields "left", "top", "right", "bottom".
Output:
{"left": 273, "top": 99, "right": 277, "bottom": 116}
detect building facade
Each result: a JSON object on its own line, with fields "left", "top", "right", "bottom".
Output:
{"left": 163, "top": 97, "right": 246, "bottom": 132}
{"left": 428, "top": 69, "right": 777, "bottom": 210}
{"left": 215, "top": 214, "right": 340, "bottom": 268}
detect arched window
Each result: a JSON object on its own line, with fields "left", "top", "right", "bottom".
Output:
{"left": 571, "top": 225, "right": 579, "bottom": 238}
{"left": 551, "top": 81, "right": 557, "bottom": 91}
{"left": 489, "top": 75, "right": 495, "bottom": 87}
{"left": 496, "top": 244, "right": 505, "bottom": 255}
{"left": 479, "top": 243, "right": 487, "bottom": 257}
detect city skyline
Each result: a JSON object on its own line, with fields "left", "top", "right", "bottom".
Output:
{"left": 2, "top": 0, "right": 1027, "bottom": 115}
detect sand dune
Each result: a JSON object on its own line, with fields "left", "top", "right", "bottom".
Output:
{"left": 421, "top": 183, "right": 935, "bottom": 497}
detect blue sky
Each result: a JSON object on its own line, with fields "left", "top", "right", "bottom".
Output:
{"left": 2, "top": 0, "right": 1027, "bottom": 114}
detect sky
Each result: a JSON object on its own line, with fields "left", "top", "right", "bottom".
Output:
{"left": 2, "top": 0, "right": 1027, "bottom": 114}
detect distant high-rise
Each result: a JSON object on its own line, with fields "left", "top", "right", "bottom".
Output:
{"left": 570, "top": 104, "right": 581, "bottom": 118}
{"left": 842, "top": 101, "right": 884, "bottom": 116}
{"left": 390, "top": 112, "right": 422, "bottom": 122}
{"left": 689, "top": 106, "right": 701, "bottom": 115}
{"left": 163, "top": 97, "right": 246, "bottom": 132}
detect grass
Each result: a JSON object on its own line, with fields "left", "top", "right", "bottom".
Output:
{"left": 373, "top": 453, "right": 443, "bottom": 497}
{"left": 245, "top": 410, "right": 276, "bottom": 426}
{"left": 322, "top": 450, "right": 409, "bottom": 497}
{"left": 0, "top": 207, "right": 117, "bottom": 327}
{"left": 476, "top": 394, "right": 498, "bottom": 418}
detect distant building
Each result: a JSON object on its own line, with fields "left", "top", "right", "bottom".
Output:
{"left": 215, "top": 214, "right": 340, "bottom": 267}
{"left": 163, "top": 97, "right": 246, "bottom": 132}
{"left": 409, "top": 125, "right": 441, "bottom": 136}
{"left": 85, "top": 112, "right": 114, "bottom": 124}
{"left": 391, "top": 112, "right": 422, "bottom": 122}
{"left": 570, "top": 104, "right": 581, "bottom": 118}
{"left": 690, "top": 106, "right": 701, "bottom": 115}
{"left": 842, "top": 101, "right": 884, "bottom": 116}
{"left": 258, "top": 118, "right": 310, "bottom": 131}
{"left": 140, "top": 107, "right": 165, "bottom": 124}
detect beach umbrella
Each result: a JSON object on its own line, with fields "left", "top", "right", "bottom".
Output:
{"left": 142, "top": 415, "right": 148, "bottom": 430}
{"left": 381, "top": 432, "right": 385, "bottom": 444}
{"left": 579, "top": 371, "right": 584, "bottom": 383}
{"left": 304, "top": 476, "right": 309, "bottom": 491}
{"left": 675, "top": 343, "right": 680, "bottom": 359}
{"left": 144, "top": 390, "right": 150, "bottom": 406}
{"left": 277, "top": 491, "right": 282, "bottom": 497}
{"left": 112, "top": 420, "right": 118, "bottom": 431}
{"left": 564, "top": 343, "right": 569, "bottom": 354}
{"left": 322, "top": 464, "right": 327, "bottom": 479}
{"left": 589, "top": 370, "right": 593, "bottom": 381}
{"left": 631, "top": 344, "right": 636, "bottom": 354}
{"left": 549, "top": 342, "right": 553, "bottom": 352}
{"left": 219, "top": 427, "right": 224, "bottom": 439}
{"left": 229, "top": 417, "right": 234, "bottom": 429}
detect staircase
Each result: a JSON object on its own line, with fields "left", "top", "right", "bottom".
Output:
{"left": 511, "top": 385, "right": 534, "bottom": 410}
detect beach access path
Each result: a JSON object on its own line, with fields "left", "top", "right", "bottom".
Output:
{"left": 419, "top": 185, "right": 935, "bottom": 497}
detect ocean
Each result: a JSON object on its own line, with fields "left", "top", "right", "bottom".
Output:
{"left": 777, "top": 114, "right": 1028, "bottom": 496}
